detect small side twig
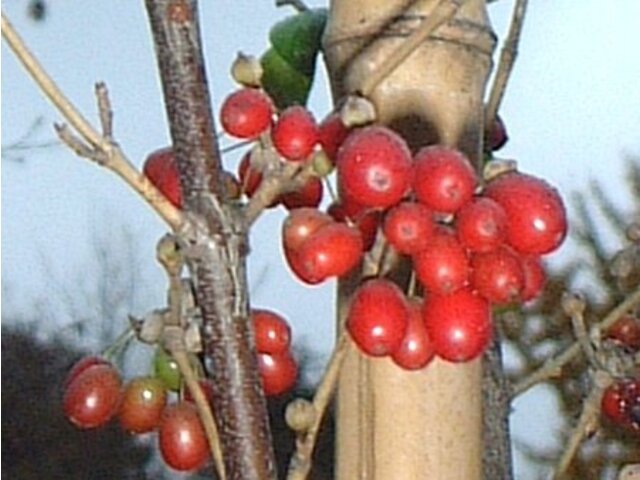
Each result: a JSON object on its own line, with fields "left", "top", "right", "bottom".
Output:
{"left": 485, "top": 0, "right": 529, "bottom": 128}
{"left": 512, "top": 285, "right": 640, "bottom": 397}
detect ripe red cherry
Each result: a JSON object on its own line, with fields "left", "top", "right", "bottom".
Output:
{"left": 318, "top": 112, "right": 350, "bottom": 161}
{"left": 143, "top": 147, "right": 182, "bottom": 208}
{"left": 413, "top": 227, "right": 470, "bottom": 295}
{"left": 282, "top": 207, "right": 334, "bottom": 253}
{"left": 252, "top": 308, "right": 292, "bottom": 355}
{"left": 280, "top": 176, "right": 323, "bottom": 209}
{"left": 159, "top": 402, "right": 210, "bottom": 471}
{"left": 423, "top": 288, "right": 492, "bottom": 362}
{"left": 296, "top": 223, "right": 364, "bottom": 283}
{"left": 63, "top": 363, "right": 122, "bottom": 429}
{"left": 220, "top": 88, "right": 273, "bottom": 139}
{"left": 605, "top": 316, "right": 640, "bottom": 352}
{"left": 391, "top": 298, "right": 436, "bottom": 370}
{"left": 470, "top": 246, "right": 525, "bottom": 306}
{"left": 383, "top": 201, "right": 436, "bottom": 255}
{"left": 272, "top": 106, "right": 319, "bottom": 161}
{"left": 64, "top": 355, "right": 110, "bottom": 389}
{"left": 413, "top": 145, "right": 477, "bottom": 214}
{"left": 119, "top": 376, "right": 167, "bottom": 434}
{"left": 346, "top": 278, "right": 410, "bottom": 357}
{"left": 258, "top": 351, "right": 298, "bottom": 396}
{"left": 601, "top": 378, "right": 640, "bottom": 432}
{"left": 484, "top": 172, "right": 567, "bottom": 254}
{"left": 337, "top": 126, "right": 412, "bottom": 208}
{"left": 519, "top": 254, "right": 546, "bottom": 302}
{"left": 455, "top": 197, "right": 507, "bottom": 253}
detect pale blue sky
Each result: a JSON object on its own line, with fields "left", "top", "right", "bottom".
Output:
{"left": 2, "top": 1, "right": 639, "bottom": 478}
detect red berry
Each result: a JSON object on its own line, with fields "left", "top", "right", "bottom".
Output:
{"left": 601, "top": 378, "right": 640, "bottom": 432}
{"left": 159, "top": 402, "right": 210, "bottom": 471}
{"left": 64, "top": 355, "right": 109, "bottom": 389}
{"left": 252, "top": 308, "right": 292, "bottom": 355}
{"left": 383, "top": 201, "right": 436, "bottom": 255}
{"left": 423, "top": 288, "right": 492, "bottom": 362}
{"left": 470, "top": 246, "right": 525, "bottom": 306}
{"left": 271, "top": 106, "right": 319, "bottom": 161}
{"left": 455, "top": 197, "right": 507, "bottom": 253}
{"left": 296, "top": 223, "right": 363, "bottom": 283}
{"left": 484, "top": 172, "right": 567, "bottom": 254}
{"left": 282, "top": 207, "right": 334, "bottom": 253}
{"left": 391, "top": 298, "right": 436, "bottom": 370}
{"left": 220, "top": 88, "right": 273, "bottom": 139}
{"left": 63, "top": 364, "right": 122, "bottom": 429}
{"left": 281, "top": 176, "right": 323, "bottom": 209}
{"left": 520, "top": 254, "right": 546, "bottom": 302}
{"left": 485, "top": 114, "right": 508, "bottom": 152}
{"left": 337, "top": 126, "right": 412, "bottom": 208}
{"left": 318, "top": 112, "right": 350, "bottom": 161}
{"left": 119, "top": 376, "right": 167, "bottom": 434}
{"left": 143, "top": 147, "right": 182, "bottom": 208}
{"left": 346, "top": 279, "right": 410, "bottom": 357}
{"left": 605, "top": 316, "right": 640, "bottom": 352}
{"left": 327, "top": 202, "right": 381, "bottom": 252}
{"left": 413, "top": 227, "right": 470, "bottom": 295}
{"left": 413, "top": 146, "right": 477, "bottom": 214}
{"left": 258, "top": 351, "right": 298, "bottom": 396}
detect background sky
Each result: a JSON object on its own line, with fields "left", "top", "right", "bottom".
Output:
{"left": 2, "top": 1, "right": 639, "bottom": 478}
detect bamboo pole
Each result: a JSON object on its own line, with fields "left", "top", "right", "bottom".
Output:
{"left": 323, "top": 1, "right": 496, "bottom": 478}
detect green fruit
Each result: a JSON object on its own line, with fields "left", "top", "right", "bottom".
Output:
{"left": 269, "top": 8, "right": 327, "bottom": 77}
{"left": 261, "top": 48, "right": 312, "bottom": 109}
{"left": 153, "top": 348, "right": 182, "bottom": 392}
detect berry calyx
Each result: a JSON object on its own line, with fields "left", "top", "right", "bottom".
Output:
{"left": 484, "top": 171, "right": 567, "bottom": 254}
{"left": 252, "top": 308, "right": 292, "bottom": 355}
{"left": 337, "top": 126, "right": 412, "bottom": 208}
{"left": 158, "top": 402, "right": 210, "bottom": 471}
{"left": 346, "top": 278, "right": 410, "bottom": 357}
{"left": 63, "top": 363, "right": 122, "bottom": 429}
{"left": 258, "top": 351, "right": 298, "bottom": 396}
{"left": 423, "top": 288, "right": 492, "bottom": 362}
{"left": 271, "top": 105, "right": 319, "bottom": 161}
{"left": 143, "top": 148, "right": 182, "bottom": 208}
{"left": 220, "top": 88, "right": 273, "bottom": 139}
{"left": 119, "top": 376, "right": 167, "bottom": 434}
{"left": 383, "top": 202, "right": 436, "bottom": 255}
{"left": 413, "top": 145, "right": 477, "bottom": 214}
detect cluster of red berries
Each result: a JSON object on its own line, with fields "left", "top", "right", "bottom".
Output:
{"left": 600, "top": 315, "right": 640, "bottom": 433}
{"left": 62, "top": 309, "right": 296, "bottom": 472}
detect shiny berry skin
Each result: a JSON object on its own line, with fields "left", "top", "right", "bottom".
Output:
{"left": 413, "top": 146, "right": 477, "bottom": 214}
{"left": 470, "top": 246, "right": 525, "bottom": 306}
{"left": 327, "top": 202, "right": 381, "bottom": 252}
{"left": 252, "top": 309, "right": 292, "bottom": 355}
{"left": 220, "top": 88, "right": 273, "bottom": 139}
{"left": 296, "top": 223, "right": 363, "bottom": 284}
{"left": 519, "top": 254, "right": 546, "bottom": 302}
{"left": 119, "top": 376, "right": 167, "bottom": 434}
{"left": 143, "top": 148, "right": 182, "bottom": 208}
{"left": 237, "top": 151, "right": 263, "bottom": 198}
{"left": 154, "top": 348, "right": 182, "bottom": 392}
{"left": 63, "top": 363, "right": 122, "bottom": 429}
{"left": 64, "top": 355, "right": 110, "bottom": 389}
{"left": 281, "top": 176, "right": 323, "bottom": 209}
{"left": 423, "top": 288, "right": 492, "bottom": 362}
{"left": 318, "top": 112, "right": 350, "bottom": 161}
{"left": 159, "top": 402, "right": 210, "bottom": 471}
{"left": 413, "top": 228, "right": 470, "bottom": 295}
{"left": 601, "top": 378, "right": 640, "bottom": 432}
{"left": 272, "top": 106, "right": 319, "bottom": 161}
{"left": 282, "top": 207, "right": 334, "bottom": 252}
{"left": 258, "top": 351, "right": 298, "bottom": 396}
{"left": 383, "top": 202, "right": 436, "bottom": 255}
{"left": 484, "top": 172, "right": 567, "bottom": 254}
{"left": 605, "top": 316, "right": 640, "bottom": 352}
{"left": 455, "top": 197, "right": 507, "bottom": 253}
{"left": 346, "top": 279, "right": 410, "bottom": 357}
{"left": 391, "top": 298, "right": 436, "bottom": 370}
{"left": 337, "top": 126, "right": 412, "bottom": 208}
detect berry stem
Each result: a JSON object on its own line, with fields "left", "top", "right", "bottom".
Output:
{"left": 513, "top": 285, "right": 640, "bottom": 397}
